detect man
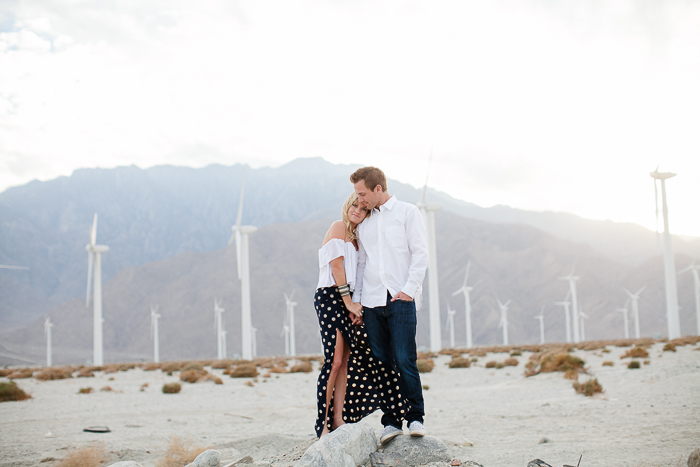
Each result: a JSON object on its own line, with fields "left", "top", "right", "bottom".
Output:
{"left": 350, "top": 166, "right": 429, "bottom": 444}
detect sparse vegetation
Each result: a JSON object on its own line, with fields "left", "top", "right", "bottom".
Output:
{"left": 180, "top": 369, "right": 209, "bottom": 383}
{"left": 55, "top": 444, "right": 107, "bottom": 467}
{"left": 573, "top": 378, "right": 603, "bottom": 397}
{"left": 181, "top": 363, "right": 204, "bottom": 372}
{"left": 77, "top": 369, "right": 94, "bottom": 378}
{"left": 269, "top": 365, "right": 288, "bottom": 373}
{"left": 0, "top": 369, "right": 13, "bottom": 377}
{"left": 209, "top": 360, "right": 233, "bottom": 370}
{"left": 620, "top": 346, "right": 649, "bottom": 359}
{"left": 36, "top": 367, "right": 73, "bottom": 381}
{"left": 416, "top": 359, "right": 434, "bottom": 373}
{"left": 564, "top": 369, "right": 579, "bottom": 380}
{"left": 628, "top": 360, "right": 641, "bottom": 369}
{"left": 7, "top": 368, "right": 33, "bottom": 379}
{"left": 155, "top": 436, "right": 209, "bottom": 467}
{"left": 230, "top": 363, "right": 260, "bottom": 377}
{"left": 162, "top": 382, "right": 182, "bottom": 394}
{"left": 0, "top": 381, "right": 32, "bottom": 402}
{"left": 602, "top": 361, "right": 614, "bottom": 367}
{"left": 289, "top": 362, "right": 312, "bottom": 373}
{"left": 503, "top": 357, "right": 519, "bottom": 367}
{"left": 78, "top": 387, "right": 93, "bottom": 394}
{"left": 663, "top": 343, "right": 676, "bottom": 352}
{"left": 142, "top": 363, "right": 161, "bottom": 371}
{"left": 525, "top": 350, "right": 585, "bottom": 377}
{"left": 100, "top": 386, "right": 113, "bottom": 392}
{"left": 448, "top": 356, "right": 471, "bottom": 368}
{"left": 510, "top": 349, "right": 522, "bottom": 356}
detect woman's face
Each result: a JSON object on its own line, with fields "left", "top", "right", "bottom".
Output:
{"left": 348, "top": 202, "right": 369, "bottom": 226}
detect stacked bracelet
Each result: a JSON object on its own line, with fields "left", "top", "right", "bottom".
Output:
{"left": 337, "top": 283, "right": 350, "bottom": 297}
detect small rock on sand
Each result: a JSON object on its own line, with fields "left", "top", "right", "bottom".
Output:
{"left": 688, "top": 448, "right": 700, "bottom": 467}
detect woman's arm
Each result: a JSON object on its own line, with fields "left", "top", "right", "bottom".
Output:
{"left": 326, "top": 221, "right": 364, "bottom": 322}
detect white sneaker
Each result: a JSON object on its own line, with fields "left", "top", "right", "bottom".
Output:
{"left": 408, "top": 421, "right": 426, "bottom": 437}
{"left": 380, "top": 425, "right": 402, "bottom": 444}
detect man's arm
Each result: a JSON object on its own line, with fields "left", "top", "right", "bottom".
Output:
{"left": 400, "top": 205, "right": 428, "bottom": 299}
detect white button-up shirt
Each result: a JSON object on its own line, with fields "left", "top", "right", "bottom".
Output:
{"left": 353, "top": 195, "right": 428, "bottom": 309}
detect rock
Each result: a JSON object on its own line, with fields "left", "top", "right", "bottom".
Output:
{"left": 232, "top": 456, "right": 254, "bottom": 466}
{"left": 294, "top": 422, "right": 377, "bottom": 467}
{"left": 689, "top": 449, "right": 700, "bottom": 467}
{"left": 450, "top": 460, "right": 462, "bottom": 466}
{"left": 537, "top": 437, "right": 551, "bottom": 444}
{"left": 460, "top": 462, "right": 483, "bottom": 467}
{"left": 186, "top": 450, "right": 221, "bottom": 467}
{"left": 527, "top": 460, "right": 552, "bottom": 467}
{"left": 378, "top": 436, "right": 451, "bottom": 466}
{"left": 370, "top": 452, "right": 406, "bottom": 467}
{"left": 106, "top": 462, "right": 142, "bottom": 467}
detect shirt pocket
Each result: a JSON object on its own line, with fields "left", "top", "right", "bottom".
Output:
{"left": 385, "top": 225, "right": 406, "bottom": 249}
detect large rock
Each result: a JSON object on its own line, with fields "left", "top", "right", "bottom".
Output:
{"left": 377, "top": 436, "right": 451, "bottom": 467}
{"left": 689, "top": 449, "right": 700, "bottom": 467}
{"left": 294, "top": 423, "right": 377, "bottom": 467}
{"left": 186, "top": 450, "right": 221, "bottom": 467}
{"left": 106, "top": 462, "right": 142, "bottom": 467}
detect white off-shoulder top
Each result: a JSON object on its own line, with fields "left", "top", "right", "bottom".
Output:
{"left": 316, "top": 238, "right": 358, "bottom": 291}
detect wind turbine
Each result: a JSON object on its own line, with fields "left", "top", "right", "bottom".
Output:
{"left": 150, "top": 305, "right": 160, "bottom": 363}
{"left": 616, "top": 300, "right": 631, "bottom": 339}
{"left": 554, "top": 290, "right": 572, "bottom": 344}
{"left": 44, "top": 316, "right": 53, "bottom": 367}
{"left": 445, "top": 300, "right": 456, "bottom": 349}
{"left": 534, "top": 308, "right": 545, "bottom": 345}
{"left": 452, "top": 261, "right": 474, "bottom": 348}
{"left": 417, "top": 151, "right": 443, "bottom": 353}
{"left": 221, "top": 330, "right": 227, "bottom": 359}
{"left": 281, "top": 325, "right": 291, "bottom": 356}
{"left": 284, "top": 290, "right": 297, "bottom": 357}
{"left": 559, "top": 267, "right": 581, "bottom": 343}
{"left": 228, "top": 168, "right": 258, "bottom": 360}
{"left": 579, "top": 311, "right": 589, "bottom": 341}
{"left": 85, "top": 213, "right": 109, "bottom": 366}
{"left": 651, "top": 167, "right": 681, "bottom": 339}
{"left": 624, "top": 287, "right": 646, "bottom": 339}
{"left": 679, "top": 263, "right": 700, "bottom": 336}
{"left": 251, "top": 327, "right": 257, "bottom": 359}
{"left": 214, "top": 300, "right": 225, "bottom": 360}
{"left": 497, "top": 298, "right": 512, "bottom": 346}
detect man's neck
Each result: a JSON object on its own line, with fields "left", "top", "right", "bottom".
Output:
{"left": 376, "top": 192, "right": 391, "bottom": 209}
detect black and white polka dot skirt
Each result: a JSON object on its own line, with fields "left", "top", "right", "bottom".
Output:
{"left": 314, "top": 286, "right": 407, "bottom": 437}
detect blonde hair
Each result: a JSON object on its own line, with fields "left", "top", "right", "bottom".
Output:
{"left": 341, "top": 192, "right": 370, "bottom": 240}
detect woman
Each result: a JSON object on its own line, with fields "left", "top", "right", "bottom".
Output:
{"left": 314, "top": 192, "right": 407, "bottom": 437}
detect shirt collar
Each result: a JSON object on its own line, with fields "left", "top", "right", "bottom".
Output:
{"left": 376, "top": 195, "right": 396, "bottom": 212}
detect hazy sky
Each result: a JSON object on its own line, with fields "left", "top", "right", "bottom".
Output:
{"left": 1, "top": 1, "right": 699, "bottom": 236}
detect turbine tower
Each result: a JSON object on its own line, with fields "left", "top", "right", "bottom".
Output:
{"left": 284, "top": 290, "right": 297, "bottom": 357}
{"left": 579, "top": 311, "right": 589, "bottom": 341}
{"left": 417, "top": 152, "right": 443, "bottom": 352}
{"left": 445, "top": 300, "right": 456, "bottom": 349}
{"left": 679, "top": 263, "right": 700, "bottom": 336}
{"left": 228, "top": 168, "right": 258, "bottom": 360}
{"left": 150, "top": 305, "right": 160, "bottom": 363}
{"left": 281, "top": 325, "right": 291, "bottom": 356}
{"left": 624, "top": 287, "right": 646, "bottom": 339}
{"left": 452, "top": 261, "right": 474, "bottom": 348}
{"left": 497, "top": 298, "right": 512, "bottom": 346}
{"left": 559, "top": 267, "right": 580, "bottom": 343}
{"left": 554, "top": 290, "right": 572, "bottom": 343}
{"left": 251, "top": 327, "right": 257, "bottom": 359}
{"left": 85, "top": 213, "right": 109, "bottom": 366}
{"left": 214, "top": 300, "right": 225, "bottom": 360}
{"left": 44, "top": 316, "right": 53, "bottom": 367}
{"left": 651, "top": 168, "right": 681, "bottom": 339}
{"left": 221, "top": 330, "right": 227, "bottom": 359}
{"left": 616, "top": 300, "right": 630, "bottom": 339}
{"left": 534, "top": 308, "right": 545, "bottom": 345}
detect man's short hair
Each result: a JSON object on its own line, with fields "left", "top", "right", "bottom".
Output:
{"left": 350, "top": 166, "right": 387, "bottom": 192}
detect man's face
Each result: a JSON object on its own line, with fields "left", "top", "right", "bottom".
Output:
{"left": 354, "top": 180, "right": 380, "bottom": 210}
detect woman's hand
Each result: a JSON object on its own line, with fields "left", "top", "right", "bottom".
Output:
{"left": 346, "top": 300, "right": 363, "bottom": 318}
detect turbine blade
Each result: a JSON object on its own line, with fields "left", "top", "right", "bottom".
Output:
{"left": 235, "top": 167, "right": 247, "bottom": 229}
{"left": 464, "top": 261, "right": 471, "bottom": 286}
{"left": 290, "top": 289, "right": 295, "bottom": 301}
{"left": 86, "top": 252, "right": 94, "bottom": 307}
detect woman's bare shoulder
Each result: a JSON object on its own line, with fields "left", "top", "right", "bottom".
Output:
{"left": 322, "top": 220, "right": 346, "bottom": 244}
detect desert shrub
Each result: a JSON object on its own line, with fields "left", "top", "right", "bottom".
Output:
{"left": 573, "top": 378, "right": 603, "bottom": 397}
{"left": 417, "top": 351, "right": 437, "bottom": 359}
{"left": 670, "top": 336, "right": 700, "bottom": 346}
{"left": 663, "top": 343, "right": 676, "bottom": 352}
{"left": 602, "top": 348, "right": 611, "bottom": 353}
{"left": 620, "top": 346, "right": 649, "bottom": 359}
{"left": 564, "top": 369, "right": 579, "bottom": 380}
{"left": 103, "top": 365, "right": 120, "bottom": 374}
{"left": 55, "top": 444, "right": 107, "bottom": 467}
{"left": 7, "top": 368, "right": 33, "bottom": 379}
{"left": 161, "top": 362, "right": 185, "bottom": 375}
{"left": 602, "top": 361, "right": 614, "bottom": 367}
{"left": 525, "top": 350, "right": 585, "bottom": 377}
{"left": 503, "top": 357, "right": 519, "bottom": 367}
{"left": 0, "top": 381, "right": 32, "bottom": 402}
{"left": 628, "top": 360, "right": 641, "bottom": 369}
{"left": 289, "top": 361, "right": 313, "bottom": 373}
{"left": 644, "top": 360, "right": 650, "bottom": 365}
{"left": 162, "top": 382, "right": 181, "bottom": 394}
{"left": 470, "top": 357, "right": 478, "bottom": 362}
{"left": 36, "top": 368, "right": 73, "bottom": 381}
{"left": 448, "top": 357, "right": 471, "bottom": 368}
{"left": 230, "top": 363, "right": 259, "bottom": 378}
{"left": 142, "top": 363, "right": 160, "bottom": 371}
{"left": 100, "top": 386, "right": 113, "bottom": 392}
{"left": 510, "top": 349, "right": 522, "bottom": 356}
{"left": 0, "top": 369, "right": 13, "bottom": 377}
{"left": 270, "top": 366, "right": 288, "bottom": 373}
{"left": 78, "top": 387, "right": 93, "bottom": 394}
{"left": 484, "top": 360, "right": 497, "bottom": 368}
{"left": 77, "top": 369, "right": 94, "bottom": 378}
{"left": 209, "top": 360, "right": 233, "bottom": 370}
{"left": 181, "top": 363, "right": 203, "bottom": 372}
{"left": 180, "top": 369, "right": 209, "bottom": 383}
{"left": 469, "top": 349, "right": 487, "bottom": 357}
{"left": 416, "top": 359, "right": 434, "bottom": 373}
{"left": 119, "top": 364, "right": 136, "bottom": 372}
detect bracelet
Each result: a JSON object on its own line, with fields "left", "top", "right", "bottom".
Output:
{"left": 337, "top": 283, "right": 350, "bottom": 297}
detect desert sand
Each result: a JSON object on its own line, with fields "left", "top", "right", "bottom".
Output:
{"left": 1, "top": 341, "right": 699, "bottom": 467}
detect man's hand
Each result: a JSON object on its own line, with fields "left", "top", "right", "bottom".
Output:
{"left": 391, "top": 291, "right": 413, "bottom": 302}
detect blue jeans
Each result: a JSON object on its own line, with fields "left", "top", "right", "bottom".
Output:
{"left": 363, "top": 292, "right": 424, "bottom": 429}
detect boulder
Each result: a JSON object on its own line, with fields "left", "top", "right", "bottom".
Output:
{"left": 370, "top": 452, "right": 406, "bottom": 467}
{"left": 186, "top": 450, "right": 220, "bottom": 467}
{"left": 378, "top": 436, "right": 451, "bottom": 467}
{"left": 294, "top": 423, "right": 377, "bottom": 467}
{"left": 689, "top": 449, "right": 700, "bottom": 467}
{"left": 106, "top": 462, "right": 142, "bottom": 467}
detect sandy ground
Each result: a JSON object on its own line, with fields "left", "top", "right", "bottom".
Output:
{"left": 1, "top": 342, "right": 699, "bottom": 467}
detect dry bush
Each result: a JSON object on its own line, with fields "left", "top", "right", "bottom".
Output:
{"left": 573, "top": 378, "right": 603, "bottom": 397}
{"left": 620, "top": 346, "right": 649, "bottom": 359}
{"left": 195, "top": 374, "right": 223, "bottom": 384}
{"left": 78, "top": 387, "right": 93, "bottom": 394}
{"left": 602, "top": 361, "right": 614, "bottom": 367}
{"left": 510, "top": 349, "right": 522, "bottom": 356}
{"left": 484, "top": 360, "right": 497, "bottom": 369}
{"left": 102, "top": 365, "right": 120, "bottom": 374}
{"left": 180, "top": 369, "right": 209, "bottom": 383}
{"left": 469, "top": 349, "right": 487, "bottom": 357}
{"left": 644, "top": 360, "right": 650, "bottom": 365}
{"left": 100, "top": 386, "right": 113, "bottom": 392}
{"left": 181, "top": 363, "right": 203, "bottom": 372}
{"left": 416, "top": 359, "right": 434, "bottom": 373}
{"left": 209, "top": 360, "right": 233, "bottom": 370}
{"left": 155, "top": 436, "right": 208, "bottom": 467}
{"left": 448, "top": 357, "right": 471, "bottom": 368}
{"left": 470, "top": 357, "right": 478, "bottom": 362}
{"left": 230, "top": 363, "right": 259, "bottom": 377}
{"left": 7, "top": 368, "right": 34, "bottom": 379}
{"left": 438, "top": 348, "right": 455, "bottom": 355}
{"left": 564, "top": 369, "right": 579, "bottom": 380}
{"left": 140, "top": 383, "right": 148, "bottom": 392}
{"left": 289, "top": 361, "right": 313, "bottom": 373}
{"left": 663, "top": 343, "right": 677, "bottom": 352}
{"left": 55, "top": 444, "right": 107, "bottom": 467}
{"left": 417, "top": 351, "right": 437, "bottom": 359}
{"left": 0, "top": 368, "right": 12, "bottom": 377}
{"left": 525, "top": 350, "right": 585, "bottom": 377}
{"left": 0, "top": 381, "right": 32, "bottom": 402}
{"left": 77, "top": 369, "right": 94, "bottom": 378}
{"left": 602, "top": 348, "right": 611, "bottom": 353}
{"left": 270, "top": 366, "right": 288, "bottom": 373}
{"left": 503, "top": 357, "right": 519, "bottom": 367}
{"left": 670, "top": 336, "right": 700, "bottom": 346}
{"left": 142, "top": 363, "right": 161, "bottom": 371}
{"left": 245, "top": 381, "right": 255, "bottom": 387}
{"left": 36, "top": 368, "right": 73, "bottom": 381}
{"left": 628, "top": 360, "right": 641, "bottom": 369}
{"left": 161, "top": 362, "right": 185, "bottom": 375}
{"left": 162, "top": 382, "right": 181, "bottom": 394}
